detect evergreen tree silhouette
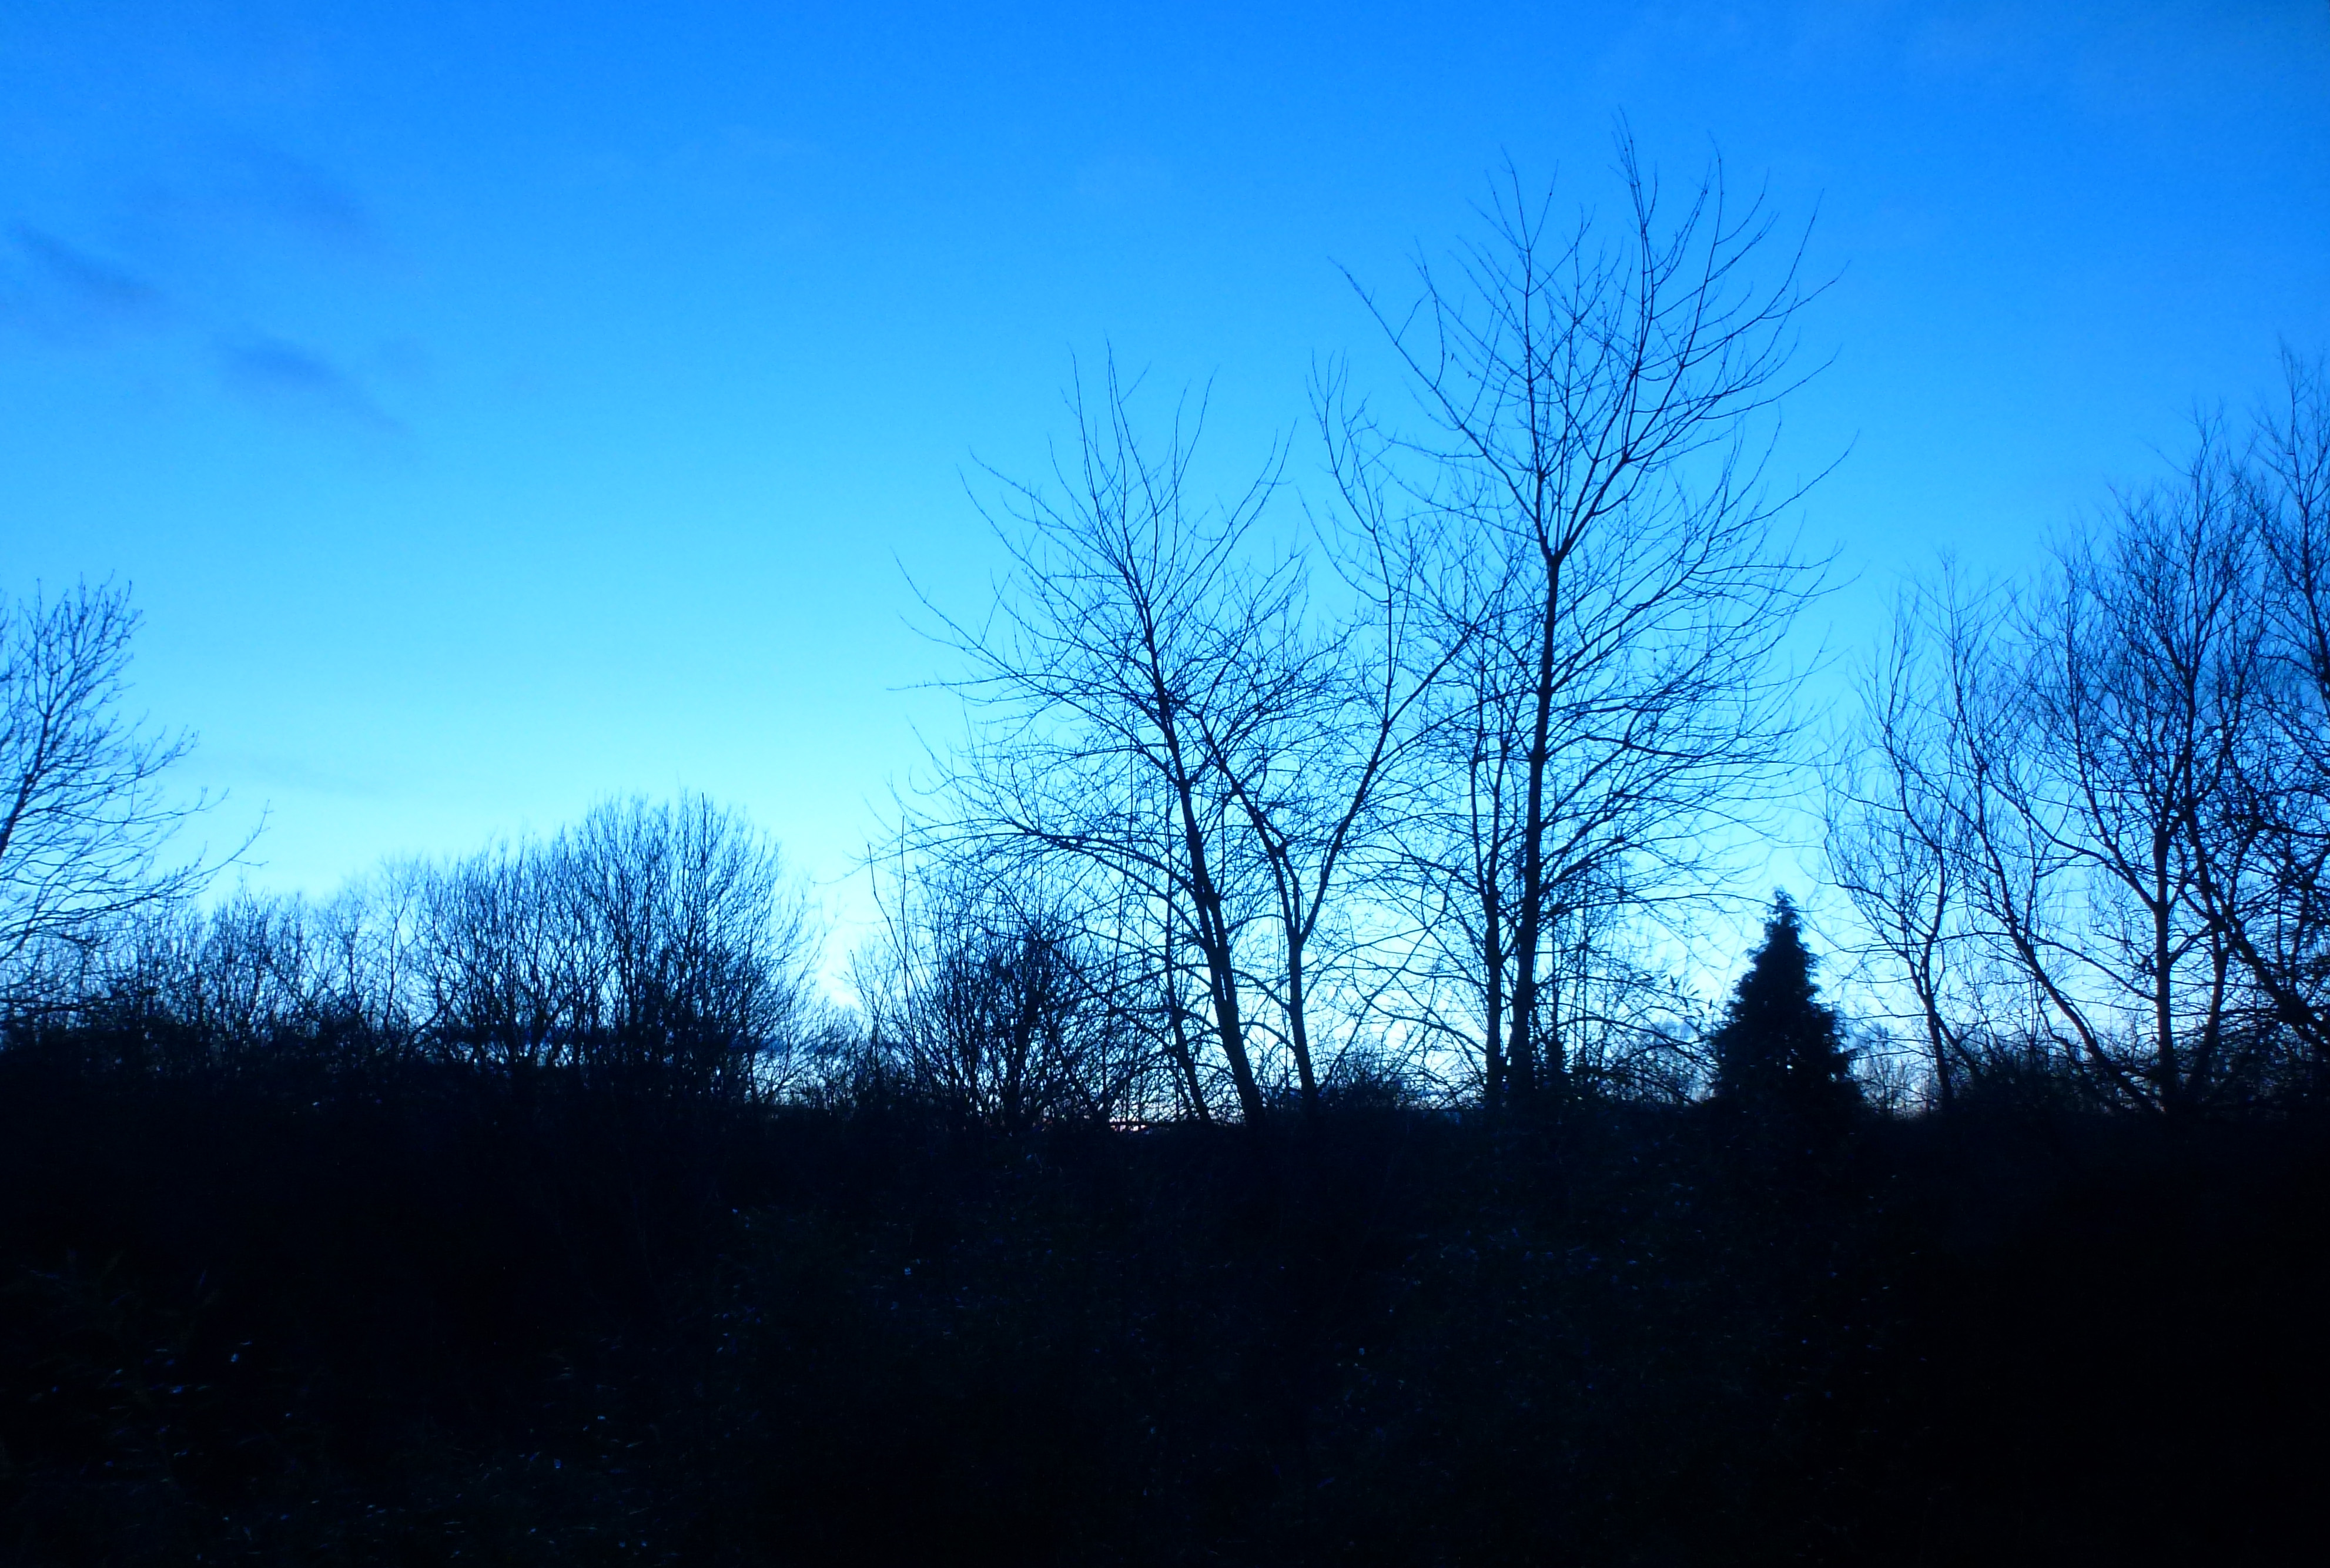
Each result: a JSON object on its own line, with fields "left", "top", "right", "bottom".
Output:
{"left": 1709, "top": 893, "right": 1862, "bottom": 1128}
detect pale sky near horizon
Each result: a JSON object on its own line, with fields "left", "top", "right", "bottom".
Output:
{"left": 4, "top": 1, "right": 2326, "bottom": 966}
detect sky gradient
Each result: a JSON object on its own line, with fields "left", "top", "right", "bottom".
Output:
{"left": 4, "top": 1, "right": 2326, "bottom": 948}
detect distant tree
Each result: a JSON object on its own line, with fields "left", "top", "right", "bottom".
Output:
{"left": 1824, "top": 570, "right": 1994, "bottom": 1110}
{"left": 1, "top": 581, "right": 227, "bottom": 1009}
{"left": 417, "top": 831, "right": 594, "bottom": 1075}
{"left": 426, "top": 795, "right": 828, "bottom": 1095}
{"left": 19, "top": 793, "right": 831, "bottom": 1090}
{"left": 1709, "top": 894, "right": 1861, "bottom": 1127}
{"left": 855, "top": 870, "right": 1147, "bottom": 1132}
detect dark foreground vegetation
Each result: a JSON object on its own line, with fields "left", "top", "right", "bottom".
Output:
{"left": 5, "top": 1037, "right": 2325, "bottom": 1566}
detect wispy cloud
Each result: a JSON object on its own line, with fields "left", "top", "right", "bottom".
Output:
{"left": 215, "top": 142, "right": 378, "bottom": 253}
{"left": 216, "top": 334, "right": 401, "bottom": 431}
{"left": 9, "top": 143, "right": 417, "bottom": 437}
{"left": 1, "top": 225, "right": 170, "bottom": 337}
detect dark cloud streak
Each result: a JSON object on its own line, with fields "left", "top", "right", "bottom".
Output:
{"left": 3, "top": 225, "right": 170, "bottom": 333}
{"left": 2, "top": 146, "right": 416, "bottom": 441}
{"left": 218, "top": 143, "right": 378, "bottom": 253}
{"left": 216, "top": 335, "right": 402, "bottom": 432}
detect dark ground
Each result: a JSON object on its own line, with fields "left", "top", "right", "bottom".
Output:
{"left": 2, "top": 1051, "right": 2324, "bottom": 1565}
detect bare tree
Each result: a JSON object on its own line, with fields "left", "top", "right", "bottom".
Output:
{"left": 916, "top": 356, "right": 1478, "bottom": 1121}
{"left": 413, "top": 796, "right": 825, "bottom": 1094}
{"left": 21, "top": 792, "right": 829, "bottom": 1094}
{"left": 419, "top": 833, "right": 598, "bottom": 1074}
{"left": 1854, "top": 431, "right": 2288, "bottom": 1112}
{"left": 1357, "top": 140, "right": 1828, "bottom": 1106}
{"left": 58, "top": 880, "right": 424, "bottom": 1074}
{"left": 854, "top": 853, "right": 1153, "bottom": 1130}
{"left": 915, "top": 363, "right": 1292, "bottom": 1123}
{"left": 918, "top": 143, "right": 1826, "bottom": 1120}
{"left": 2216, "top": 351, "right": 2330, "bottom": 1078}
{"left": 1825, "top": 575, "right": 1991, "bottom": 1107}
{"left": 1175, "top": 372, "right": 1472, "bottom": 1114}
{"left": 1, "top": 581, "right": 227, "bottom": 1007}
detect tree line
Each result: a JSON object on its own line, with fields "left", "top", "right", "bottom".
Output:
{"left": 2, "top": 763, "right": 835, "bottom": 1097}
{"left": 6, "top": 142, "right": 2326, "bottom": 1131}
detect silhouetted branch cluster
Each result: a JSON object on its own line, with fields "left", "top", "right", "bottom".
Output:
{"left": 1828, "top": 351, "right": 2330, "bottom": 1113}
{"left": 852, "top": 859, "right": 1152, "bottom": 1130}
{"left": 0, "top": 581, "right": 228, "bottom": 1004}
{"left": 901, "top": 139, "right": 1827, "bottom": 1125}
{"left": 6, "top": 795, "right": 838, "bottom": 1098}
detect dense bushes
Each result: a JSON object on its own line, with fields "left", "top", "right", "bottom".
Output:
{"left": 4, "top": 1034, "right": 2324, "bottom": 1564}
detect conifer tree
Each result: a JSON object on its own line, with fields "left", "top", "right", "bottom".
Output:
{"left": 1709, "top": 893, "right": 1862, "bottom": 1125}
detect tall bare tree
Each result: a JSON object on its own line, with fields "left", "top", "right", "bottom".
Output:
{"left": 1358, "top": 141, "right": 1828, "bottom": 1105}
{"left": 916, "top": 356, "right": 1478, "bottom": 1121}
{"left": 1180, "top": 372, "right": 1471, "bottom": 1113}
{"left": 916, "top": 363, "right": 1289, "bottom": 1121}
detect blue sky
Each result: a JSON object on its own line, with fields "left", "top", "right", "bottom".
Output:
{"left": 3, "top": 1, "right": 2326, "bottom": 946}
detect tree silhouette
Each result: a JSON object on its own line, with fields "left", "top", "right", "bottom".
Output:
{"left": 1710, "top": 894, "right": 1860, "bottom": 1127}
{"left": 1354, "top": 140, "right": 1828, "bottom": 1108}
{"left": 1, "top": 581, "right": 232, "bottom": 1008}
